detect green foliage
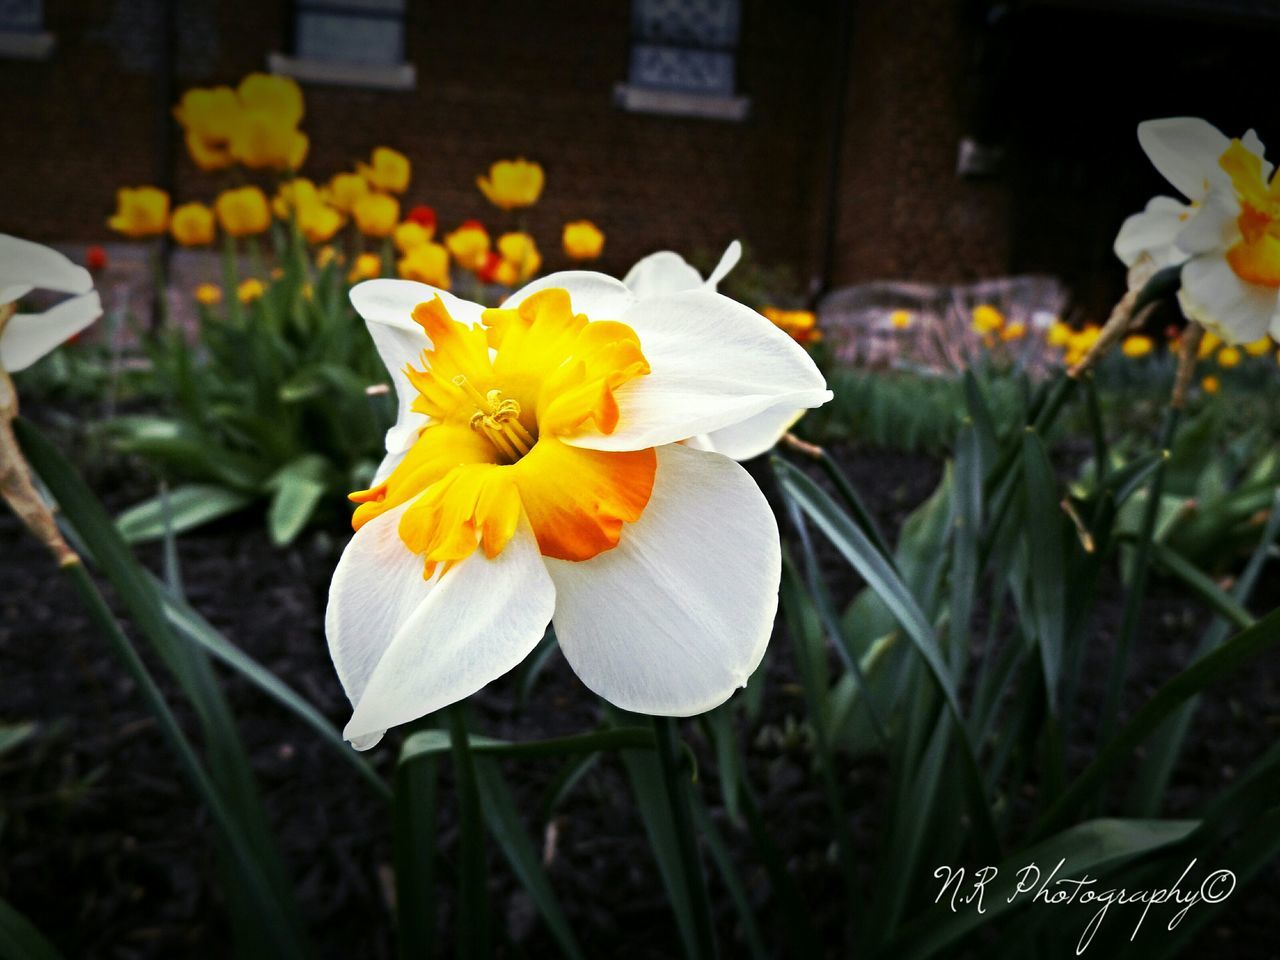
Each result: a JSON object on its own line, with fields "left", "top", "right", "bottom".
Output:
{"left": 108, "top": 242, "right": 392, "bottom": 546}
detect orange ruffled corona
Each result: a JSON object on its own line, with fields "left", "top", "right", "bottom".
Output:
{"left": 349, "top": 289, "right": 655, "bottom": 574}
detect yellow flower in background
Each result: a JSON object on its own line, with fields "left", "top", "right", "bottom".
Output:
{"left": 316, "top": 245, "right": 339, "bottom": 269}
{"left": 477, "top": 158, "right": 544, "bottom": 210}
{"left": 1063, "top": 324, "right": 1101, "bottom": 367}
{"left": 397, "top": 242, "right": 451, "bottom": 289}
{"left": 326, "top": 172, "right": 371, "bottom": 213}
{"left": 562, "top": 220, "right": 605, "bottom": 260}
{"left": 349, "top": 252, "right": 382, "bottom": 283}
{"left": 1197, "top": 330, "right": 1222, "bottom": 358}
{"left": 237, "top": 73, "right": 304, "bottom": 128}
{"left": 1122, "top": 334, "right": 1154, "bottom": 358}
{"left": 353, "top": 193, "right": 399, "bottom": 237}
{"left": 274, "top": 179, "right": 343, "bottom": 244}
{"left": 359, "top": 147, "right": 411, "bottom": 194}
{"left": 1000, "top": 321, "right": 1027, "bottom": 341}
{"left": 1201, "top": 374, "right": 1221, "bottom": 394}
{"left": 1244, "top": 336, "right": 1272, "bottom": 356}
{"left": 394, "top": 221, "right": 433, "bottom": 254}
{"left": 108, "top": 187, "right": 170, "bottom": 238}
{"left": 971, "top": 303, "right": 1004, "bottom": 335}
{"left": 889, "top": 309, "right": 913, "bottom": 330}
{"left": 1216, "top": 345, "right": 1242, "bottom": 368}
{"left": 445, "top": 221, "right": 491, "bottom": 272}
{"left": 215, "top": 186, "right": 271, "bottom": 237}
{"left": 762, "top": 307, "right": 821, "bottom": 345}
{"left": 237, "top": 278, "right": 265, "bottom": 304}
{"left": 272, "top": 178, "right": 320, "bottom": 219}
{"left": 170, "top": 202, "right": 216, "bottom": 247}
{"left": 174, "top": 86, "right": 240, "bottom": 171}
{"left": 195, "top": 282, "right": 222, "bottom": 305}
{"left": 497, "top": 232, "right": 541, "bottom": 281}
{"left": 1047, "top": 321, "right": 1072, "bottom": 348}
{"left": 230, "top": 111, "right": 309, "bottom": 171}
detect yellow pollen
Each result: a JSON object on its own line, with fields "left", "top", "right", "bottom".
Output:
{"left": 454, "top": 375, "right": 534, "bottom": 462}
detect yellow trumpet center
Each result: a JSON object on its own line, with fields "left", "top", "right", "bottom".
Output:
{"left": 350, "top": 289, "right": 657, "bottom": 575}
{"left": 1220, "top": 139, "right": 1280, "bottom": 287}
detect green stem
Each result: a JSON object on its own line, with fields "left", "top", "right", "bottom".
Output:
{"left": 1099, "top": 404, "right": 1180, "bottom": 740}
{"left": 448, "top": 706, "right": 491, "bottom": 959}
{"left": 221, "top": 233, "right": 242, "bottom": 326}
{"left": 652, "top": 716, "right": 718, "bottom": 960}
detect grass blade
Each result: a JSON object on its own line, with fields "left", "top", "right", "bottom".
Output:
{"left": 0, "top": 897, "right": 65, "bottom": 960}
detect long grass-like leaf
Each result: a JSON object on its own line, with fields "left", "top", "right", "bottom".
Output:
{"left": 0, "top": 897, "right": 65, "bottom": 960}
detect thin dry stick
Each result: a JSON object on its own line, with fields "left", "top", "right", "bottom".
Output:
{"left": 0, "top": 302, "right": 79, "bottom": 567}
{"left": 1067, "top": 288, "right": 1158, "bottom": 380}
{"left": 1171, "top": 323, "right": 1205, "bottom": 411}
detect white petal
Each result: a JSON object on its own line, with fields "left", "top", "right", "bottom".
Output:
{"left": 1242, "top": 129, "right": 1273, "bottom": 180}
{"left": 0, "top": 235, "right": 93, "bottom": 301}
{"left": 1137, "top": 117, "right": 1231, "bottom": 201}
{"left": 1113, "top": 196, "right": 1191, "bottom": 268}
{"left": 1175, "top": 192, "right": 1239, "bottom": 256}
{"left": 568, "top": 288, "right": 831, "bottom": 452}
{"left": 506, "top": 270, "right": 636, "bottom": 320}
{"left": 0, "top": 291, "right": 102, "bottom": 372}
{"left": 350, "top": 279, "right": 484, "bottom": 456}
{"left": 548, "top": 443, "right": 779, "bottom": 715}
{"left": 621, "top": 252, "right": 703, "bottom": 298}
{"left": 327, "top": 504, "right": 555, "bottom": 749}
{"left": 1178, "top": 255, "right": 1278, "bottom": 344}
{"left": 701, "top": 402, "right": 804, "bottom": 461}
{"left": 703, "top": 240, "right": 742, "bottom": 291}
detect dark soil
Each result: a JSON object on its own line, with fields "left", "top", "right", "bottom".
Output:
{"left": 1, "top": 424, "right": 1277, "bottom": 959}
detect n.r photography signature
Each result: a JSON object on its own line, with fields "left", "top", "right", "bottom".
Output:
{"left": 933, "top": 858, "right": 1236, "bottom": 955}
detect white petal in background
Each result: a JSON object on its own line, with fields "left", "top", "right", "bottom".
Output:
{"left": 0, "top": 234, "right": 94, "bottom": 305}
{"left": 1113, "top": 195, "right": 1191, "bottom": 269}
{"left": 695, "top": 402, "right": 805, "bottom": 462}
{"left": 332, "top": 509, "right": 556, "bottom": 750}
{"left": 565, "top": 288, "right": 830, "bottom": 452}
{"left": 621, "top": 251, "right": 704, "bottom": 298}
{"left": 1137, "top": 117, "right": 1231, "bottom": 201}
{"left": 547, "top": 443, "right": 780, "bottom": 716}
{"left": 0, "top": 291, "right": 102, "bottom": 372}
{"left": 1178, "top": 255, "right": 1280, "bottom": 345}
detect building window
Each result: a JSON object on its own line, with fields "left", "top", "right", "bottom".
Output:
{"left": 615, "top": 0, "right": 750, "bottom": 120}
{"left": 269, "top": 0, "right": 414, "bottom": 90}
{"left": 0, "top": 0, "right": 56, "bottom": 60}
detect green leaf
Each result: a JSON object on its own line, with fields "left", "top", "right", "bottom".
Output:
{"left": 885, "top": 818, "right": 1198, "bottom": 959}
{"left": 0, "top": 723, "right": 35, "bottom": 759}
{"left": 266, "top": 455, "right": 329, "bottom": 546}
{"left": 393, "top": 748, "right": 437, "bottom": 959}
{"left": 1021, "top": 430, "right": 1066, "bottom": 714}
{"left": 116, "top": 484, "right": 254, "bottom": 544}
{"left": 1148, "top": 541, "right": 1255, "bottom": 632}
{"left": 0, "top": 897, "right": 64, "bottom": 960}
{"left": 474, "top": 758, "right": 586, "bottom": 960}
{"left": 400, "top": 726, "right": 655, "bottom": 763}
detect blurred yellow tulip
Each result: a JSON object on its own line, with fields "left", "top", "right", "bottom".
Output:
{"left": 445, "top": 221, "right": 490, "bottom": 271}
{"left": 326, "top": 172, "right": 370, "bottom": 213}
{"left": 349, "top": 252, "right": 382, "bottom": 283}
{"left": 215, "top": 186, "right": 271, "bottom": 237}
{"left": 1216, "top": 345, "right": 1242, "bottom": 368}
{"left": 971, "top": 304, "right": 1004, "bottom": 335}
{"left": 194, "top": 282, "right": 222, "bottom": 306}
{"left": 353, "top": 193, "right": 399, "bottom": 237}
{"left": 476, "top": 158, "right": 544, "bottom": 210}
{"left": 497, "top": 231, "right": 540, "bottom": 280}
{"left": 237, "top": 73, "right": 304, "bottom": 127}
{"left": 108, "top": 186, "right": 170, "bottom": 238}
{"left": 1122, "top": 334, "right": 1154, "bottom": 358}
{"left": 1245, "top": 336, "right": 1273, "bottom": 356}
{"left": 1201, "top": 374, "right": 1221, "bottom": 394}
{"left": 394, "top": 221, "right": 433, "bottom": 254}
{"left": 237, "top": 278, "right": 265, "bottom": 303}
{"left": 562, "top": 220, "right": 605, "bottom": 260}
{"left": 170, "top": 202, "right": 216, "bottom": 247}
{"left": 397, "top": 242, "right": 451, "bottom": 289}
{"left": 889, "top": 309, "right": 913, "bottom": 330}
{"left": 359, "top": 147, "right": 411, "bottom": 194}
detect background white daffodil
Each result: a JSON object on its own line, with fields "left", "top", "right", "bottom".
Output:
{"left": 1115, "top": 118, "right": 1280, "bottom": 344}
{"left": 621, "top": 241, "right": 811, "bottom": 460}
{"left": 1, "top": 234, "right": 102, "bottom": 372}
{"left": 328, "top": 271, "right": 831, "bottom": 748}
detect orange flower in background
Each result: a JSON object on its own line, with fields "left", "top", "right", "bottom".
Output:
{"left": 476, "top": 250, "right": 517, "bottom": 286}
{"left": 445, "top": 220, "right": 490, "bottom": 272}
{"left": 1122, "top": 334, "right": 1154, "bottom": 358}
{"left": 999, "top": 321, "right": 1027, "bottom": 342}
{"left": 237, "top": 278, "right": 265, "bottom": 304}
{"left": 397, "top": 242, "right": 451, "bottom": 289}
{"left": 1201, "top": 374, "right": 1221, "bottom": 394}
{"left": 562, "top": 220, "right": 604, "bottom": 260}
{"left": 762, "top": 306, "right": 821, "bottom": 345}
{"left": 349, "top": 252, "right": 382, "bottom": 283}
{"left": 406, "top": 205, "right": 437, "bottom": 230}
{"left": 326, "top": 172, "right": 370, "bottom": 213}
{"left": 215, "top": 186, "right": 271, "bottom": 237}
{"left": 315, "top": 245, "right": 339, "bottom": 269}
{"left": 359, "top": 147, "right": 411, "bottom": 194}
{"left": 497, "top": 231, "right": 541, "bottom": 281}
{"left": 353, "top": 193, "right": 399, "bottom": 237}
{"left": 195, "top": 282, "right": 223, "bottom": 305}
{"left": 108, "top": 187, "right": 170, "bottom": 238}
{"left": 170, "top": 202, "right": 216, "bottom": 247}
{"left": 476, "top": 158, "right": 544, "bottom": 210}
{"left": 394, "top": 221, "right": 433, "bottom": 254}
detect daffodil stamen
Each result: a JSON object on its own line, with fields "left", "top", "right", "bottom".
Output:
{"left": 453, "top": 375, "right": 534, "bottom": 461}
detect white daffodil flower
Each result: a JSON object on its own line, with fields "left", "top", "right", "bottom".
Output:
{"left": 621, "top": 241, "right": 810, "bottom": 460}
{"left": 1115, "top": 118, "right": 1280, "bottom": 344}
{"left": 0, "top": 235, "right": 102, "bottom": 372}
{"left": 328, "top": 271, "right": 832, "bottom": 748}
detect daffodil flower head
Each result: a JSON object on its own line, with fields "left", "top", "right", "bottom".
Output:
{"left": 477, "top": 158, "right": 544, "bottom": 210}
{"left": 0, "top": 235, "right": 102, "bottom": 373}
{"left": 329, "top": 270, "right": 832, "bottom": 747}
